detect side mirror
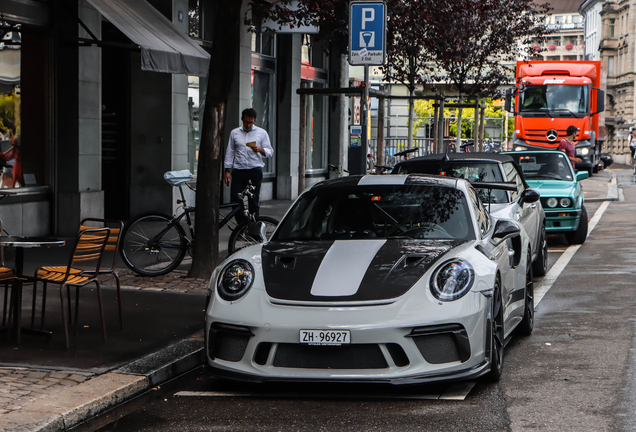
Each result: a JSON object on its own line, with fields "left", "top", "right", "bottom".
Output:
{"left": 576, "top": 170, "right": 589, "bottom": 181}
{"left": 492, "top": 219, "right": 521, "bottom": 243}
{"left": 594, "top": 89, "right": 605, "bottom": 114}
{"left": 246, "top": 221, "right": 267, "bottom": 243}
{"left": 520, "top": 188, "right": 540, "bottom": 205}
{"left": 504, "top": 88, "right": 513, "bottom": 113}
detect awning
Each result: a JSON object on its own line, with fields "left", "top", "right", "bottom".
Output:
{"left": 85, "top": 0, "right": 210, "bottom": 76}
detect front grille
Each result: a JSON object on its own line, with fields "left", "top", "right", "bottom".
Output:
{"left": 273, "top": 344, "right": 388, "bottom": 369}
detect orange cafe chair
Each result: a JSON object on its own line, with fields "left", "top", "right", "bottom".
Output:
{"left": 32, "top": 227, "right": 110, "bottom": 349}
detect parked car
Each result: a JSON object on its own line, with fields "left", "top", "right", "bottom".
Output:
{"left": 392, "top": 153, "right": 548, "bottom": 276}
{"left": 205, "top": 174, "right": 534, "bottom": 384}
{"left": 599, "top": 153, "right": 613, "bottom": 170}
{"left": 504, "top": 150, "right": 589, "bottom": 245}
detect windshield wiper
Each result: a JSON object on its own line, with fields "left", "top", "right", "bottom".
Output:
{"left": 547, "top": 108, "right": 578, "bottom": 117}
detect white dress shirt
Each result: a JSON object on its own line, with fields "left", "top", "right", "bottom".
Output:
{"left": 224, "top": 125, "right": 274, "bottom": 170}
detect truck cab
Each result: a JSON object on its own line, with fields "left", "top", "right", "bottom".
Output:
{"left": 505, "top": 61, "right": 605, "bottom": 176}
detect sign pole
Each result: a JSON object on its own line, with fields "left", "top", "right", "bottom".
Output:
{"left": 348, "top": 1, "right": 386, "bottom": 175}
{"left": 360, "top": 65, "right": 369, "bottom": 175}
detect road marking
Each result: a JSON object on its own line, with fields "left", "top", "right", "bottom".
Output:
{"left": 175, "top": 382, "right": 477, "bottom": 401}
{"left": 534, "top": 201, "right": 610, "bottom": 307}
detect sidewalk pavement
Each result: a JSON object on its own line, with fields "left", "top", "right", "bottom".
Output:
{"left": 0, "top": 171, "right": 620, "bottom": 432}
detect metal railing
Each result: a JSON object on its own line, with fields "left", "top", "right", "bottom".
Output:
{"left": 368, "top": 138, "right": 431, "bottom": 167}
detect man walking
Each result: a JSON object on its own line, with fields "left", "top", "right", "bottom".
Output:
{"left": 224, "top": 108, "right": 274, "bottom": 223}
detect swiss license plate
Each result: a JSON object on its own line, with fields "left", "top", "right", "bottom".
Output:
{"left": 300, "top": 329, "right": 351, "bottom": 346}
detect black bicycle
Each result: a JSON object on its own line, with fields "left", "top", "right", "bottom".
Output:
{"left": 120, "top": 170, "right": 278, "bottom": 276}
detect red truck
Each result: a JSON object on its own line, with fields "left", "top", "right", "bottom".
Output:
{"left": 505, "top": 61, "right": 605, "bottom": 175}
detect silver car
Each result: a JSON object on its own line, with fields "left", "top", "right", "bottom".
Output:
{"left": 205, "top": 174, "right": 534, "bottom": 384}
{"left": 393, "top": 153, "right": 548, "bottom": 276}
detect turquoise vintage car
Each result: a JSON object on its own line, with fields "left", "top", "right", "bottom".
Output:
{"left": 505, "top": 150, "right": 588, "bottom": 244}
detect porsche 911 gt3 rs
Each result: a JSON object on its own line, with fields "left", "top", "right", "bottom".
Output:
{"left": 205, "top": 174, "right": 534, "bottom": 384}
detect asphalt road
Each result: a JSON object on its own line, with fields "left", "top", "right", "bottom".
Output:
{"left": 80, "top": 169, "right": 636, "bottom": 432}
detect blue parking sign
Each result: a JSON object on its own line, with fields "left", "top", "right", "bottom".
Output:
{"left": 349, "top": 2, "right": 386, "bottom": 65}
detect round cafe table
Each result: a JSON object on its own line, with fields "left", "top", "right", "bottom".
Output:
{"left": 0, "top": 236, "right": 65, "bottom": 342}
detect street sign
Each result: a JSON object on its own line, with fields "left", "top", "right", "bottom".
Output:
{"left": 349, "top": 1, "right": 386, "bottom": 66}
{"left": 350, "top": 126, "right": 362, "bottom": 147}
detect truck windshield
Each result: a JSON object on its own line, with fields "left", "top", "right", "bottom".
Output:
{"left": 519, "top": 85, "right": 589, "bottom": 115}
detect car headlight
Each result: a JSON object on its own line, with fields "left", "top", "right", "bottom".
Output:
{"left": 576, "top": 147, "right": 590, "bottom": 156}
{"left": 217, "top": 259, "right": 255, "bottom": 301}
{"left": 514, "top": 146, "right": 526, "bottom": 151}
{"left": 560, "top": 197, "right": 572, "bottom": 208}
{"left": 546, "top": 197, "right": 558, "bottom": 208}
{"left": 430, "top": 259, "right": 475, "bottom": 302}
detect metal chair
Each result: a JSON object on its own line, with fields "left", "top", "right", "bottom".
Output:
{"left": 32, "top": 227, "right": 110, "bottom": 349}
{"left": 0, "top": 219, "right": 21, "bottom": 340}
{"left": 78, "top": 218, "right": 125, "bottom": 330}
{"left": 0, "top": 267, "right": 24, "bottom": 343}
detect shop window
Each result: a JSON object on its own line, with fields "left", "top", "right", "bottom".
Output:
{"left": 303, "top": 81, "right": 326, "bottom": 171}
{"left": 188, "top": 75, "right": 202, "bottom": 175}
{"left": 251, "top": 68, "right": 276, "bottom": 175}
{"left": 0, "top": 23, "right": 48, "bottom": 189}
{"left": 250, "top": 17, "right": 276, "bottom": 176}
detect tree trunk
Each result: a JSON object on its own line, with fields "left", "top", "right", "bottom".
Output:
{"left": 432, "top": 99, "right": 438, "bottom": 154}
{"left": 479, "top": 102, "right": 486, "bottom": 152}
{"left": 473, "top": 101, "right": 479, "bottom": 149}
{"left": 408, "top": 87, "right": 414, "bottom": 149}
{"left": 299, "top": 83, "right": 307, "bottom": 192}
{"left": 456, "top": 95, "right": 463, "bottom": 149}
{"left": 188, "top": 0, "right": 243, "bottom": 280}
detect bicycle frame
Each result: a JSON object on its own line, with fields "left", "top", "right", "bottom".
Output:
{"left": 154, "top": 182, "right": 254, "bottom": 249}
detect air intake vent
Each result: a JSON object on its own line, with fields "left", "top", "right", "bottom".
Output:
{"left": 208, "top": 322, "right": 253, "bottom": 362}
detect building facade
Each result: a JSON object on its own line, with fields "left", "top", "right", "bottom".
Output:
{"left": 536, "top": 0, "right": 585, "bottom": 61}
{"left": 598, "top": 0, "right": 635, "bottom": 163}
{"left": 0, "top": 0, "right": 346, "bottom": 237}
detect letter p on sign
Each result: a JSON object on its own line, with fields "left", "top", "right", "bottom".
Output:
{"left": 362, "top": 8, "right": 375, "bottom": 29}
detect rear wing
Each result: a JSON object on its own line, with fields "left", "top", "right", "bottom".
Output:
{"left": 469, "top": 181, "right": 517, "bottom": 212}
{"left": 470, "top": 181, "right": 517, "bottom": 191}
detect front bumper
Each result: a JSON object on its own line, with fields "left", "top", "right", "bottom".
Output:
{"left": 205, "top": 291, "right": 492, "bottom": 385}
{"left": 544, "top": 208, "right": 581, "bottom": 233}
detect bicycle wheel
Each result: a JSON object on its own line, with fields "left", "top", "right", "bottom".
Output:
{"left": 228, "top": 216, "right": 279, "bottom": 255}
{"left": 121, "top": 213, "right": 187, "bottom": 276}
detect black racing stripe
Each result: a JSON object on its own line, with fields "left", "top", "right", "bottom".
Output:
{"left": 262, "top": 239, "right": 468, "bottom": 303}
{"left": 262, "top": 241, "right": 333, "bottom": 301}
{"left": 356, "top": 239, "right": 467, "bottom": 301}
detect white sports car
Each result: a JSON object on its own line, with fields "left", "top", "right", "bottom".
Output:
{"left": 205, "top": 174, "right": 534, "bottom": 384}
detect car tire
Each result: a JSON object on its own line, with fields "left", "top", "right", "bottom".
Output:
{"left": 532, "top": 227, "right": 548, "bottom": 277}
{"left": 565, "top": 205, "right": 588, "bottom": 245}
{"left": 486, "top": 277, "right": 504, "bottom": 382}
{"left": 517, "top": 253, "right": 534, "bottom": 336}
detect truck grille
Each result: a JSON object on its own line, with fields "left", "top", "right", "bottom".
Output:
{"left": 524, "top": 128, "right": 566, "bottom": 146}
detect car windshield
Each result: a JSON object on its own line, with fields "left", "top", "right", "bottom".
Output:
{"left": 519, "top": 85, "right": 589, "bottom": 115}
{"left": 394, "top": 162, "right": 508, "bottom": 204}
{"left": 509, "top": 153, "right": 573, "bottom": 181}
{"left": 272, "top": 184, "right": 476, "bottom": 242}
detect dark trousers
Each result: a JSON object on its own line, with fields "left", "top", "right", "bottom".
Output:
{"left": 230, "top": 168, "right": 263, "bottom": 224}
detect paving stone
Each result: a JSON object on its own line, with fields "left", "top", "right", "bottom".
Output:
{"left": 67, "top": 374, "right": 88, "bottom": 383}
